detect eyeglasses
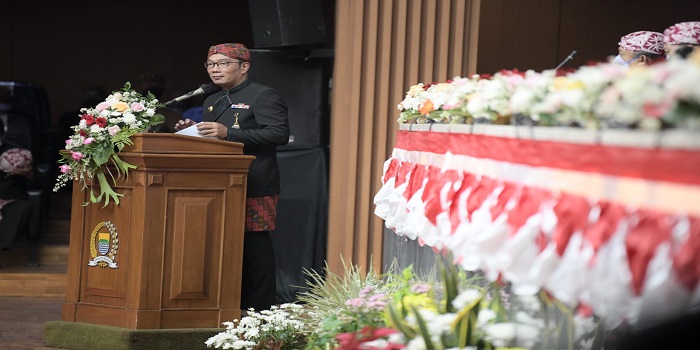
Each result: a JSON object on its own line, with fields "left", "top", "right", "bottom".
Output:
{"left": 204, "top": 61, "right": 243, "bottom": 69}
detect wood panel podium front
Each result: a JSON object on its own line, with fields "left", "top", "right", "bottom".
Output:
{"left": 61, "top": 133, "right": 254, "bottom": 329}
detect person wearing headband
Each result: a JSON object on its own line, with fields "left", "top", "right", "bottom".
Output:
{"left": 175, "top": 43, "right": 290, "bottom": 311}
{"left": 0, "top": 117, "right": 35, "bottom": 254}
{"left": 613, "top": 31, "right": 665, "bottom": 67}
{"left": 663, "top": 21, "right": 700, "bottom": 58}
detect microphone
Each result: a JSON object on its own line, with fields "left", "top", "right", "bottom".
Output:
{"left": 554, "top": 50, "right": 578, "bottom": 70}
{"left": 163, "top": 82, "right": 219, "bottom": 106}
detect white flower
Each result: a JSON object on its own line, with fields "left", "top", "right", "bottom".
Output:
{"left": 514, "top": 311, "right": 544, "bottom": 329}
{"left": 477, "top": 308, "right": 496, "bottom": 326}
{"left": 452, "top": 288, "right": 482, "bottom": 310}
{"left": 122, "top": 113, "right": 137, "bottom": 125}
{"left": 89, "top": 124, "right": 103, "bottom": 133}
{"left": 406, "top": 336, "right": 428, "bottom": 350}
{"left": 482, "top": 322, "right": 540, "bottom": 348}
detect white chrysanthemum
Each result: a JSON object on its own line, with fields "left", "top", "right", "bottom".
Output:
{"left": 89, "top": 124, "right": 103, "bottom": 134}
{"left": 122, "top": 113, "right": 137, "bottom": 125}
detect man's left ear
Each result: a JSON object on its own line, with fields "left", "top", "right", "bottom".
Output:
{"left": 638, "top": 55, "right": 648, "bottom": 65}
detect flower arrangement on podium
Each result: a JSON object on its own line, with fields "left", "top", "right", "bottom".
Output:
{"left": 53, "top": 82, "right": 165, "bottom": 206}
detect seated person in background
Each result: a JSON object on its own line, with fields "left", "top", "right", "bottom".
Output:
{"left": 614, "top": 31, "right": 665, "bottom": 67}
{"left": 0, "top": 118, "right": 34, "bottom": 251}
{"left": 663, "top": 21, "right": 700, "bottom": 58}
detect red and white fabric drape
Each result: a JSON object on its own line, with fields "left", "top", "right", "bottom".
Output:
{"left": 374, "top": 129, "right": 700, "bottom": 327}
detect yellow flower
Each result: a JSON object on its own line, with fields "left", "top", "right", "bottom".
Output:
{"left": 433, "top": 82, "right": 452, "bottom": 92}
{"left": 112, "top": 101, "right": 129, "bottom": 112}
{"left": 552, "top": 77, "right": 584, "bottom": 91}
{"left": 402, "top": 293, "right": 436, "bottom": 312}
{"left": 407, "top": 84, "right": 424, "bottom": 96}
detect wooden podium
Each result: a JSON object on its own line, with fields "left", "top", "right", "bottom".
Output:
{"left": 61, "top": 133, "right": 254, "bottom": 329}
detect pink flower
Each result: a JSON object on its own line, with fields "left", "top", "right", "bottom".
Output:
{"left": 71, "top": 151, "right": 83, "bottom": 161}
{"left": 359, "top": 286, "right": 373, "bottom": 297}
{"left": 130, "top": 102, "right": 145, "bottom": 112}
{"left": 345, "top": 298, "right": 365, "bottom": 307}
{"left": 65, "top": 139, "right": 72, "bottom": 145}
{"left": 107, "top": 125, "right": 121, "bottom": 136}
{"left": 409, "top": 283, "right": 431, "bottom": 294}
{"left": 83, "top": 138, "right": 94, "bottom": 145}
{"left": 366, "top": 300, "right": 387, "bottom": 310}
{"left": 368, "top": 294, "right": 386, "bottom": 302}
{"left": 59, "top": 165, "right": 71, "bottom": 173}
{"left": 96, "top": 102, "right": 110, "bottom": 112}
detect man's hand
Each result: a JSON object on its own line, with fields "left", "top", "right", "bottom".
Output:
{"left": 197, "top": 122, "right": 228, "bottom": 140}
{"left": 174, "top": 118, "right": 196, "bottom": 131}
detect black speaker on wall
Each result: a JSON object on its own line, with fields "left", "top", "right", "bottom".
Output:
{"left": 247, "top": 0, "right": 327, "bottom": 48}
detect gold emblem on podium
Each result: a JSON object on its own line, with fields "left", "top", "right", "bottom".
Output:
{"left": 88, "top": 221, "right": 119, "bottom": 269}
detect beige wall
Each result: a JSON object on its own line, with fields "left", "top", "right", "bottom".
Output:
{"left": 477, "top": 0, "right": 700, "bottom": 74}
{"left": 327, "top": 0, "right": 481, "bottom": 274}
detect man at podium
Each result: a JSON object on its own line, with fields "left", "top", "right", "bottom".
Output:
{"left": 174, "top": 43, "right": 290, "bottom": 311}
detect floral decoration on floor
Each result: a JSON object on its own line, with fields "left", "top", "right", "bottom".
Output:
{"left": 53, "top": 82, "right": 164, "bottom": 206}
{"left": 206, "top": 256, "right": 602, "bottom": 350}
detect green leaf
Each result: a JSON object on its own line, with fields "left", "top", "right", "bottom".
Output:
{"left": 92, "top": 167, "right": 123, "bottom": 207}
{"left": 387, "top": 302, "right": 416, "bottom": 339}
{"left": 411, "top": 305, "right": 436, "bottom": 350}
{"left": 91, "top": 142, "right": 116, "bottom": 167}
{"left": 150, "top": 113, "right": 166, "bottom": 125}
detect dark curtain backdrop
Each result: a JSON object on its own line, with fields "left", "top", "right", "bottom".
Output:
{"left": 273, "top": 145, "right": 328, "bottom": 303}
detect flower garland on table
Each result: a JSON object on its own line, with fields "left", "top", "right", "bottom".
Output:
{"left": 398, "top": 50, "right": 700, "bottom": 129}
{"left": 53, "top": 82, "right": 165, "bottom": 207}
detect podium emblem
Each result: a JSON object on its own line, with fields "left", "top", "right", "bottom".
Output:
{"left": 88, "top": 221, "right": 119, "bottom": 269}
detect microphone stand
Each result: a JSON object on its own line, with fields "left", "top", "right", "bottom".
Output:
{"left": 554, "top": 50, "right": 578, "bottom": 70}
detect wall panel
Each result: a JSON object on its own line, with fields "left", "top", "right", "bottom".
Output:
{"left": 327, "top": 0, "right": 481, "bottom": 274}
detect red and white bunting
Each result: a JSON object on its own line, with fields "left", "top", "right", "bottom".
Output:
{"left": 375, "top": 130, "right": 700, "bottom": 327}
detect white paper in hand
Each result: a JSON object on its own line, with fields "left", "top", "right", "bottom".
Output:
{"left": 174, "top": 124, "right": 203, "bottom": 137}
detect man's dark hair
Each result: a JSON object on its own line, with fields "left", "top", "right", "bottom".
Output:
{"left": 676, "top": 45, "right": 696, "bottom": 59}
{"left": 634, "top": 51, "right": 665, "bottom": 63}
